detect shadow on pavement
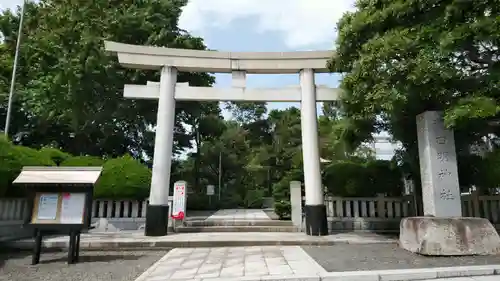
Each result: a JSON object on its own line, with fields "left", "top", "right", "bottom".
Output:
{"left": 0, "top": 250, "right": 32, "bottom": 269}
{"left": 39, "top": 254, "right": 144, "bottom": 264}
{"left": 0, "top": 249, "right": 146, "bottom": 267}
{"left": 377, "top": 232, "right": 399, "bottom": 238}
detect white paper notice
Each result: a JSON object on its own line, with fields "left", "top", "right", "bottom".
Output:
{"left": 37, "top": 193, "right": 59, "bottom": 220}
{"left": 171, "top": 181, "right": 187, "bottom": 220}
{"left": 60, "top": 193, "right": 86, "bottom": 224}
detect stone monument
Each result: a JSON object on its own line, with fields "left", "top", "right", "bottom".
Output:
{"left": 399, "top": 111, "right": 500, "bottom": 255}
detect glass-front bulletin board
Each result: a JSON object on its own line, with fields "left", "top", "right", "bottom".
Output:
{"left": 31, "top": 192, "right": 87, "bottom": 224}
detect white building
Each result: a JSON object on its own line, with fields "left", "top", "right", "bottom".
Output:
{"left": 369, "top": 134, "right": 401, "bottom": 160}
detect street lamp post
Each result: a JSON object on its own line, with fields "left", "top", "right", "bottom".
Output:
{"left": 4, "top": 0, "right": 26, "bottom": 137}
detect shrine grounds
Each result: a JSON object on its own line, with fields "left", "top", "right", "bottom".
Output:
{"left": 2, "top": 242, "right": 500, "bottom": 281}
{"left": 0, "top": 250, "right": 165, "bottom": 281}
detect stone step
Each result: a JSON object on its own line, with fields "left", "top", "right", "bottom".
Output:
{"left": 6, "top": 232, "right": 397, "bottom": 252}
{"left": 175, "top": 225, "right": 301, "bottom": 233}
{"left": 183, "top": 219, "right": 293, "bottom": 227}
{"left": 184, "top": 216, "right": 274, "bottom": 221}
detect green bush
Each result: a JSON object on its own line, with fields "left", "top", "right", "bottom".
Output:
{"left": 0, "top": 138, "right": 55, "bottom": 197}
{"left": 364, "top": 160, "right": 403, "bottom": 196}
{"left": 61, "top": 155, "right": 105, "bottom": 167}
{"left": 475, "top": 150, "right": 500, "bottom": 194}
{"left": 323, "top": 160, "right": 403, "bottom": 197}
{"left": 323, "top": 161, "right": 366, "bottom": 196}
{"left": 95, "top": 154, "right": 151, "bottom": 199}
{"left": 219, "top": 192, "right": 244, "bottom": 209}
{"left": 272, "top": 178, "right": 291, "bottom": 202}
{"left": 38, "top": 147, "right": 72, "bottom": 165}
{"left": 271, "top": 177, "right": 295, "bottom": 220}
{"left": 244, "top": 189, "right": 264, "bottom": 209}
{"left": 274, "top": 200, "right": 291, "bottom": 220}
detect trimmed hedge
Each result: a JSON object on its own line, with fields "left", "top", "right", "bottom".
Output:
{"left": 38, "top": 147, "right": 71, "bottom": 165}
{"left": 0, "top": 139, "right": 151, "bottom": 199}
{"left": 95, "top": 154, "right": 151, "bottom": 199}
{"left": 61, "top": 155, "right": 105, "bottom": 167}
{"left": 0, "top": 138, "right": 55, "bottom": 196}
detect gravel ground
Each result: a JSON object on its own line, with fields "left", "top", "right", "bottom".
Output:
{"left": 302, "top": 244, "right": 500, "bottom": 272}
{"left": 0, "top": 250, "right": 166, "bottom": 281}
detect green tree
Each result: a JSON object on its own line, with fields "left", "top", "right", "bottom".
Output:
{"left": 176, "top": 103, "right": 223, "bottom": 192}
{"left": 0, "top": 0, "right": 217, "bottom": 159}
{"left": 330, "top": 0, "right": 500, "bottom": 195}
{"left": 318, "top": 103, "right": 375, "bottom": 161}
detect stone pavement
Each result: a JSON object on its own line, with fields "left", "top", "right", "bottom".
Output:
{"left": 205, "top": 209, "right": 271, "bottom": 221}
{"left": 135, "top": 246, "right": 326, "bottom": 281}
{"left": 133, "top": 245, "right": 500, "bottom": 281}
{"left": 5, "top": 231, "right": 397, "bottom": 250}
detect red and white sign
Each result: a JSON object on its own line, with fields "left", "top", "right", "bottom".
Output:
{"left": 171, "top": 181, "right": 187, "bottom": 220}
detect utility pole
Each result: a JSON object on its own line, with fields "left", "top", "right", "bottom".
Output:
{"left": 4, "top": 0, "right": 26, "bottom": 136}
{"left": 218, "top": 150, "right": 222, "bottom": 200}
{"left": 194, "top": 126, "right": 200, "bottom": 191}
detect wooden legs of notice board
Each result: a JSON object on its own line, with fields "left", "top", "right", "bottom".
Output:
{"left": 31, "top": 230, "right": 42, "bottom": 265}
{"left": 31, "top": 229, "right": 81, "bottom": 265}
{"left": 68, "top": 230, "right": 81, "bottom": 264}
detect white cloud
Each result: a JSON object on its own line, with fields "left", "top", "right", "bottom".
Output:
{"left": 3, "top": 0, "right": 356, "bottom": 48}
{"left": 0, "top": 0, "right": 24, "bottom": 12}
{"left": 179, "top": 0, "right": 356, "bottom": 48}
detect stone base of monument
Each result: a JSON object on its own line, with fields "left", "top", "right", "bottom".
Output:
{"left": 399, "top": 217, "right": 500, "bottom": 256}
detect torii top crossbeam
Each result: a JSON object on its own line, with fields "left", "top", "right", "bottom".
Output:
{"left": 104, "top": 41, "right": 334, "bottom": 74}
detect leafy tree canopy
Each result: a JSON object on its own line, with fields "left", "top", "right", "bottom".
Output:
{"left": 0, "top": 0, "right": 218, "bottom": 158}
{"left": 330, "top": 0, "right": 500, "bottom": 188}
{"left": 331, "top": 0, "right": 500, "bottom": 137}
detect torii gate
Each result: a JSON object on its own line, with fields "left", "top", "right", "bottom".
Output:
{"left": 105, "top": 41, "right": 339, "bottom": 236}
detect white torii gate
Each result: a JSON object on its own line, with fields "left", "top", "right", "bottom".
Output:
{"left": 105, "top": 41, "right": 339, "bottom": 237}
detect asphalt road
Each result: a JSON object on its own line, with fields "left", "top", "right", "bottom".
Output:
{"left": 0, "top": 250, "right": 166, "bottom": 281}
{"left": 302, "top": 244, "right": 500, "bottom": 272}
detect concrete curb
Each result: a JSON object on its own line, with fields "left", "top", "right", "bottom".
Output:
{"left": 161, "top": 265, "right": 500, "bottom": 281}
{"left": 2, "top": 239, "right": 396, "bottom": 251}
{"left": 320, "top": 264, "right": 500, "bottom": 281}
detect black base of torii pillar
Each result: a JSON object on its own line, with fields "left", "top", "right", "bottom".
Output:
{"left": 304, "top": 205, "right": 328, "bottom": 236}
{"left": 145, "top": 205, "right": 170, "bottom": 236}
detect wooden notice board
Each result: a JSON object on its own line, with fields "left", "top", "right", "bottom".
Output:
{"left": 31, "top": 192, "right": 87, "bottom": 225}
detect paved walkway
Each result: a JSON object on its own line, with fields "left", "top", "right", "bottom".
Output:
{"left": 133, "top": 245, "right": 500, "bottom": 281}
{"left": 205, "top": 209, "right": 271, "bottom": 221}
{"left": 135, "top": 246, "right": 325, "bottom": 281}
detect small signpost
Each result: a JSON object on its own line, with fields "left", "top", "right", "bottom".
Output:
{"left": 207, "top": 185, "right": 215, "bottom": 206}
{"left": 207, "top": 185, "right": 215, "bottom": 196}
{"left": 171, "top": 181, "right": 187, "bottom": 221}
{"left": 13, "top": 166, "right": 102, "bottom": 265}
